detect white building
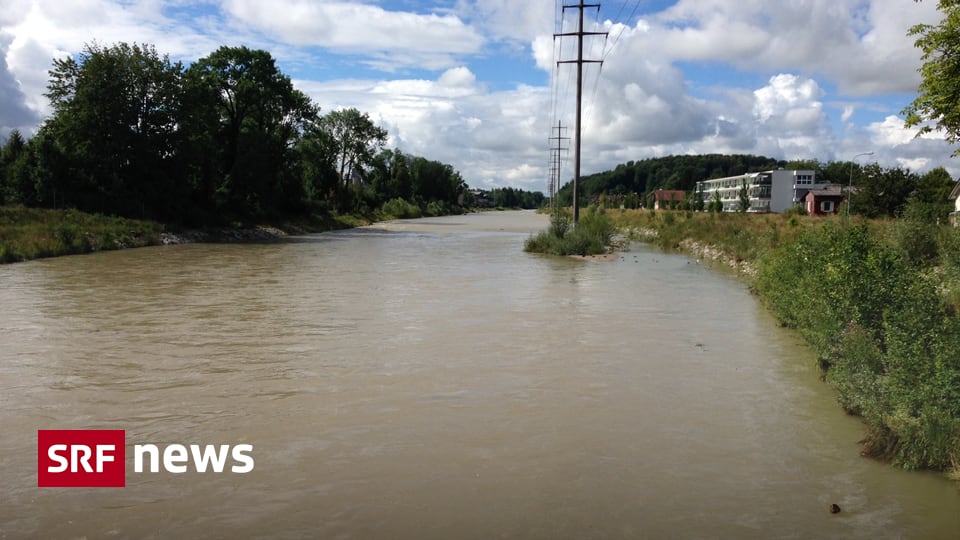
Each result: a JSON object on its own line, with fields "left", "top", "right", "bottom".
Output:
{"left": 695, "top": 169, "right": 824, "bottom": 213}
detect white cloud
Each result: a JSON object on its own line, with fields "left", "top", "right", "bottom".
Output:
{"left": 841, "top": 105, "right": 855, "bottom": 123}
{"left": 222, "top": 0, "right": 484, "bottom": 69}
{"left": 640, "top": 0, "right": 942, "bottom": 96}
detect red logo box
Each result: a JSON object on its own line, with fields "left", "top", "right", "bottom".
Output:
{"left": 38, "top": 430, "right": 126, "bottom": 487}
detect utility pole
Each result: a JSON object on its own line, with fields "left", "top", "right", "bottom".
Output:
{"left": 556, "top": 1, "right": 606, "bottom": 224}
{"left": 549, "top": 120, "right": 569, "bottom": 220}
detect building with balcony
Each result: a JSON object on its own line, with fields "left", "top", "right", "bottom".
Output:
{"left": 694, "top": 169, "right": 825, "bottom": 213}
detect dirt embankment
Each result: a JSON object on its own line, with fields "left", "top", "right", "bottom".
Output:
{"left": 160, "top": 226, "right": 287, "bottom": 245}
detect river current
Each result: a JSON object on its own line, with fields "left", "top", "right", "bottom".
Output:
{"left": 1, "top": 210, "right": 958, "bottom": 539}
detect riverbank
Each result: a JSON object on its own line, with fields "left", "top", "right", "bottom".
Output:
{"left": 0, "top": 204, "right": 486, "bottom": 264}
{"left": 609, "top": 208, "right": 960, "bottom": 478}
{"left": 0, "top": 205, "right": 379, "bottom": 264}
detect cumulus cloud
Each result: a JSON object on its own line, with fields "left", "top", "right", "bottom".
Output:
{"left": 642, "top": 0, "right": 942, "bottom": 96}
{"left": 0, "top": 37, "right": 40, "bottom": 140}
{"left": 222, "top": 0, "right": 484, "bottom": 70}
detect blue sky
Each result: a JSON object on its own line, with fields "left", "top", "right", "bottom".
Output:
{"left": 0, "top": 0, "right": 955, "bottom": 191}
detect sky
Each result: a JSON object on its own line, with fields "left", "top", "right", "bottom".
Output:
{"left": 0, "top": 0, "right": 956, "bottom": 192}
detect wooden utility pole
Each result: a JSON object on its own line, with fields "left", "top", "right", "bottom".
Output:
{"left": 549, "top": 120, "right": 569, "bottom": 219}
{"left": 556, "top": 1, "right": 606, "bottom": 223}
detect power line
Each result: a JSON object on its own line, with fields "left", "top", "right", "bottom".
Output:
{"left": 556, "top": 1, "right": 607, "bottom": 224}
{"left": 601, "top": 0, "right": 644, "bottom": 62}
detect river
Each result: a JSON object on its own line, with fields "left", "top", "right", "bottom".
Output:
{"left": 1, "top": 210, "right": 957, "bottom": 539}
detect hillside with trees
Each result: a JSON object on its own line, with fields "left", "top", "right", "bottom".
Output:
{"left": 555, "top": 154, "right": 955, "bottom": 222}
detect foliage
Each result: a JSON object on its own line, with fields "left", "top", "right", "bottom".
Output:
{"left": 904, "top": 0, "right": 960, "bottom": 155}
{"left": 43, "top": 42, "right": 187, "bottom": 220}
{"left": 319, "top": 108, "right": 387, "bottom": 192}
{"left": 850, "top": 164, "right": 918, "bottom": 218}
{"left": 908, "top": 167, "right": 956, "bottom": 223}
{"left": 524, "top": 206, "right": 615, "bottom": 256}
{"left": 3, "top": 41, "right": 472, "bottom": 228}
{"left": 753, "top": 222, "right": 960, "bottom": 471}
{"left": 489, "top": 187, "right": 545, "bottom": 209}
{"left": 709, "top": 190, "right": 723, "bottom": 213}
{"left": 184, "top": 45, "right": 318, "bottom": 219}
{"left": 381, "top": 197, "right": 422, "bottom": 219}
{"left": 737, "top": 179, "right": 750, "bottom": 212}
{"left": 692, "top": 187, "right": 705, "bottom": 212}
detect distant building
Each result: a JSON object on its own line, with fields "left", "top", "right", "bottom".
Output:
{"left": 651, "top": 190, "right": 685, "bottom": 210}
{"left": 695, "top": 169, "right": 826, "bottom": 213}
{"left": 804, "top": 186, "right": 845, "bottom": 215}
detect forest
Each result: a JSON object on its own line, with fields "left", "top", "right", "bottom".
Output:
{"left": 0, "top": 42, "right": 535, "bottom": 226}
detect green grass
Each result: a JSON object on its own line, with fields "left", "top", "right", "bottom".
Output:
{"left": 0, "top": 206, "right": 164, "bottom": 263}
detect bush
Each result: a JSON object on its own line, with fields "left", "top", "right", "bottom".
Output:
{"left": 524, "top": 206, "right": 614, "bottom": 256}
{"left": 755, "top": 222, "right": 960, "bottom": 471}
{"left": 381, "top": 198, "right": 422, "bottom": 219}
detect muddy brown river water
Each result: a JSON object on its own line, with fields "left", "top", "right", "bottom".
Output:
{"left": 1, "top": 210, "right": 958, "bottom": 539}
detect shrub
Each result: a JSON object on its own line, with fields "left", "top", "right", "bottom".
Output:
{"left": 381, "top": 198, "right": 422, "bottom": 219}
{"left": 525, "top": 206, "right": 614, "bottom": 256}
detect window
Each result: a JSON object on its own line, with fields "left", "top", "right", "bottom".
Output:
{"left": 820, "top": 200, "right": 834, "bottom": 213}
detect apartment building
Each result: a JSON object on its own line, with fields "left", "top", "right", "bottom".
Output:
{"left": 695, "top": 169, "right": 824, "bottom": 213}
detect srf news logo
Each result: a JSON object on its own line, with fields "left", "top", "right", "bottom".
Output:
{"left": 38, "top": 430, "right": 254, "bottom": 488}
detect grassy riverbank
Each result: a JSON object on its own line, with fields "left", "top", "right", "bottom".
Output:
{"left": 0, "top": 206, "right": 165, "bottom": 263}
{"left": 0, "top": 205, "right": 363, "bottom": 263}
{"left": 0, "top": 202, "right": 470, "bottom": 264}
{"left": 609, "top": 209, "right": 960, "bottom": 477}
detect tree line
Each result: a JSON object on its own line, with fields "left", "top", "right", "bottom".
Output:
{"left": 555, "top": 154, "right": 956, "bottom": 222}
{"left": 0, "top": 43, "right": 475, "bottom": 225}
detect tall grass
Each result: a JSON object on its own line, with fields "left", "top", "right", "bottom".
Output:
{"left": 0, "top": 206, "right": 163, "bottom": 263}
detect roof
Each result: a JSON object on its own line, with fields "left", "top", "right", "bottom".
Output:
{"left": 652, "top": 190, "right": 685, "bottom": 201}
{"left": 949, "top": 181, "right": 960, "bottom": 200}
{"left": 805, "top": 188, "right": 845, "bottom": 198}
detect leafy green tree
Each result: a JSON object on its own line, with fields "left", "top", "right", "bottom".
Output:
{"left": 319, "top": 108, "right": 387, "bottom": 192}
{"left": 709, "top": 190, "right": 723, "bottom": 213}
{"left": 44, "top": 42, "right": 186, "bottom": 218}
{"left": 692, "top": 187, "right": 705, "bottom": 212}
{"left": 906, "top": 166, "right": 956, "bottom": 223}
{"left": 738, "top": 179, "right": 750, "bottom": 212}
{"left": 904, "top": 0, "right": 960, "bottom": 154}
{"left": 185, "top": 46, "right": 318, "bottom": 218}
{"left": 369, "top": 148, "right": 413, "bottom": 203}
{"left": 0, "top": 130, "right": 26, "bottom": 204}
{"left": 851, "top": 164, "right": 918, "bottom": 218}
{"left": 411, "top": 156, "right": 464, "bottom": 205}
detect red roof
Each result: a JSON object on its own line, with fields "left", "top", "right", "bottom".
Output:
{"left": 652, "top": 190, "right": 685, "bottom": 201}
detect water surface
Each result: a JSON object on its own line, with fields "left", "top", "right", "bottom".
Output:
{"left": 1, "top": 210, "right": 957, "bottom": 539}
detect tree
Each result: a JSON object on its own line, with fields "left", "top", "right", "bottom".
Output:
{"left": 185, "top": 46, "right": 318, "bottom": 218}
{"left": 319, "top": 108, "right": 387, "bottom": 191}
{"left": 904, "top": 1, "right": 960, "bottom": 154}
{"left": 850, "top": 164, "right": 918, "bottom": 218}
{"left": 0, "top": 129, "right": 26, "bottom": 204}
{"left": 738, "top": 179, "right": 750, "bottom": 212}
{"left": 44, "top": 42, "right": 186, "bottom": 218}
{"left": 709, "top": 190, "right": 723, "bottom": 213}
{"left": 692, "top": 186, "right": 705, "bottom": 212}
{"left": 906, "top": 166, "right": 956, "bottom": 222}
